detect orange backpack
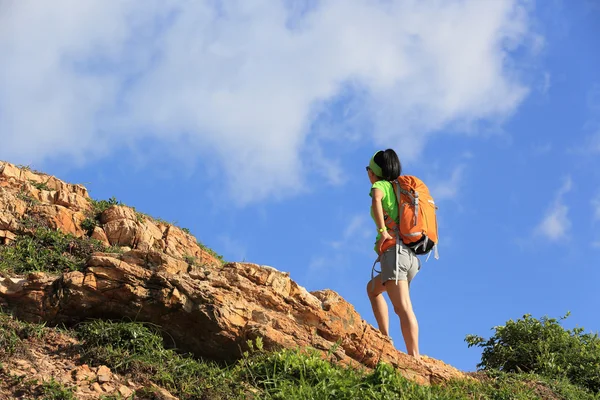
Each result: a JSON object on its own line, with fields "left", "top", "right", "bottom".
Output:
{"left": 384, "top": 176, "right": 439, "bottom": 259}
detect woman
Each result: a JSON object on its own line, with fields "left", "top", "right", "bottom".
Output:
{"left": 366, "top": 149, "right": 420, "bottom": 357}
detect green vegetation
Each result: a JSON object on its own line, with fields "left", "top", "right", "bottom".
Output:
{"left": 2, "top": 167, "right": 598, "bottom": 398}
{"left": 81, "top": 196, "right": 122, "bottom": 235}
{"left": 38, "top": 378, "right": 76, "bottom": 400}
{"left": 0, "top": 310, "right": 48, "bottom": 359}
{"left": 73, "top": 320, "right": 596, "bottom": 400}
{"left": 2, "top": 309, "right": 599, "bottom": 399}
{"left": 0, "top": 314, "right": 74, "bottom": 399}
{"left": 0, "top": 374, "right": 76, "bottom": 400}
{"left": 77, "top": 320, "right": 245, "bottom": 400}
{"left": 16, "top": 190, "right": 41, "bottom": 206}
{"left": 197, "top": 241, "right": 225, "bottom": 264}
{"left": 28, "top": 179, "right": 50, "bottom": 191}
{"left": 466, "top": 313, "right": 600, "bottom": 394}
{"left": 183, "top": 254, "right": 198, "bottom": 267}
{"left": 0, "top": 225, "right": 120, "bottom": 276}
{"left": 0, "top": 315, "right": 23, "bottom": 360}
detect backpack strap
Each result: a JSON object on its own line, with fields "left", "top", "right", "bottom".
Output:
{"left": 392, "top": 180, "right": 419, "bottom": 227}
{"left": 383, "top": 181, "right": 399, "bottom": 234}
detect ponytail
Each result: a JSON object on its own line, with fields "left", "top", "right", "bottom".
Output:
{"left": 373, "top": 149, "right": 401, "bottom": 181}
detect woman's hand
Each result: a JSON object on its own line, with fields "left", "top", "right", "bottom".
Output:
{"left": 377, "top": 229, "right": 394, "bottom": 254}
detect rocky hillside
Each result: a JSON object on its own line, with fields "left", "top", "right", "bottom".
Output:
{"left": 0, "top": 161, "right": 470, "bottom": 398}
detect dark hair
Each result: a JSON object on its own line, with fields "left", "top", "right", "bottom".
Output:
{"left": 373, "top": 149, "right": 401, "bottom": 181}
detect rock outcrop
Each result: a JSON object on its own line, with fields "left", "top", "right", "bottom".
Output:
{"left": 0, "top": 161, "right": 465, "bottom": 386}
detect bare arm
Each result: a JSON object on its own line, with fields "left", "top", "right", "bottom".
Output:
{"left": 371, "top": 188, "right": 394, "bottom": 252}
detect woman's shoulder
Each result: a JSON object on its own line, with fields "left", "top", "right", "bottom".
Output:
{"left": 372, "top": 180, "right": 393, "bottom": 191}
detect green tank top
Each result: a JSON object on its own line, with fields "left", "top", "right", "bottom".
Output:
{"left": 369, "top": 180, "right": 399, "bottom": 251}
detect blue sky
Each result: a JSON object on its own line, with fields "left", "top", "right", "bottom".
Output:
{"left": 1, "top": 0, "right": 599, "bottom": 371}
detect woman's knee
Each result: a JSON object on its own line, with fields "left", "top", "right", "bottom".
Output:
{"left": 366, "top": 280, "right": 383, "bottom": 299}
{"left": 392, "top": 296, "right": 415, "bottom": 317}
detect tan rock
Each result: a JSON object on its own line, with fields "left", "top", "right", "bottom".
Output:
{"left": 100, "top": 205, "right": 138, "bottom": 223}
{"left": 14, "top": 359, "right": 31, "bottom": 369}
{"left": 101, "top": 383, "right": 114, "bottom": 392}
{"left": 0, "top": 229, "right": 16, "bottom": 243}
{"left": 97, "top": 365, "right": 112, "bottom": 383}
{"left": 91, "top": 226, "right": 110, "bottom": 246}
{"left": 0, "top": 278, "right": 25, "bottom": 295}
{"left": 0, "top": 187, "right": 28, "bottom": 230}
{"left": 90, "top": 382, "right": 103, "bottom": 393}
{"left": 29, "top": 205, "right": 86, "bottom": 236}
{"left": 9, "top": 368, "right": 27, "bottom": 377}
{"left": 118, "top": 385, "right": 134, "bottom": 398}
{"left": 149, "top": 383, "right": 179, "bottom": 400}
{"left": 0, "top": 162, "right": 24, "bottom": 180}
{"left": 54, "top": 189, "right": 89, "bottom": 209}
{"left": 73, "top": 364, "right": 95, "bottom": 382}
{"left": 0, "top": 162, "right": 88, "bottom": 199}
{"left": 35, "top": 187, "right": 56, "bottom": 204}
{"left": 130, "top": 250, "right": 189, "bottom": 274}
{"left": 101, "top": 207, "right": 164, "bottom": 251}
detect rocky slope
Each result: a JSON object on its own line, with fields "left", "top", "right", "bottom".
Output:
{"left": 0, "top": 161, "right": 466, "bottom": 397}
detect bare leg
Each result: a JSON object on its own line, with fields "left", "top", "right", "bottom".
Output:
{"left": 366, "top": 275, "right": 389, "bottom": 337}
{"left": 385, "top": 280, "right": 419, "bottom": 357}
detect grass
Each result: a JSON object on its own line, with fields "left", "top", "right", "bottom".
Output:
{"left": 74, "top": 320, "right": 599, "bottom": 400}
{"left": 196, "top": 241, "right": 225, "bottom": 264}
{"left": 2, "top": 309, "right": 599, "bottom": 400}
{"left": 0, "top": 224, "right": 121, "bottom": 276}
{"left": 77, "top": 320, "right": 246, "bottom": 400}
{"left": 28, "top": 179, "right": 51, "bottom": 191}
{"left": 0, "top": 373, "right": 76, "bottom": 400}
{"left": 38, "top": 378, "right": 76, "bottom": 400}
{"left": 0, "top": 312, "right": 49, "bottom": 361}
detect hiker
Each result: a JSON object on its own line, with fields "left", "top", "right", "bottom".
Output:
{"left": 366, "top": 149, "right": 421, "bottom": 357}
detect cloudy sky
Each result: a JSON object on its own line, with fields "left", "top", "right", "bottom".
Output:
{"left": 1, "top": 0, "right": 599, "bottom": 371}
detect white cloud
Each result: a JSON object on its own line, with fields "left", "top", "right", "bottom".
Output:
{"left": 0, "top": 0, "right": 536, "bottom": 202}
{"left": 328, "top": 215, "right": 371, "bottom": 250}
{"left": 307, "top": 213, "right": 373, "bottom": 288}
{"left": 430, "top": 165, "right": 465, "bottom": 201}
{"left": 535, "top": 177, "right": 573, "bottom": 241}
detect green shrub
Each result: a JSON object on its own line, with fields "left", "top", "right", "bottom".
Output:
{"left": 196, "top": 241, "right": 225, "bottom": 264}
{"left": 16, "top": 191, "right": 41, "bottom": 206}
{"left": 0, "top": 227, "right": 106, "bottom": 275}
{"left": 466, "top": 313, "right": 600, "bottom": 393}
{"left": 2, "top": 311, "right": 597, "bottom": 400}
{"left": 80, "top": 197, "right": 122, "bottom": 234}
{"left": 77, "top": 320, "right": 244, "bottom": 400}
{"left": 28, "top": 180, "right": 50, "bottom": 191}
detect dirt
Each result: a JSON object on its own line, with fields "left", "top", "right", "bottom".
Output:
{"left": 0, "top": 326, "right": 177, "bottom": 400}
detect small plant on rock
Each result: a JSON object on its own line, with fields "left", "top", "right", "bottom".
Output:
{"left": 0, "top": 226, "right": 106, "bottom": 275}
{"left": 28, "top": 180, "right": 50, "bottom": 191}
